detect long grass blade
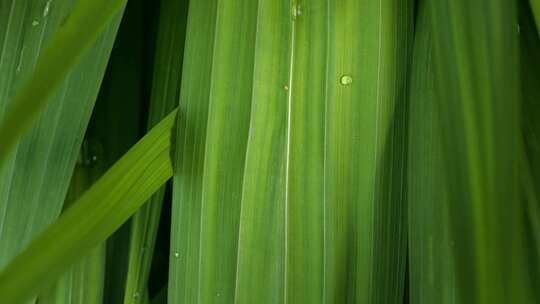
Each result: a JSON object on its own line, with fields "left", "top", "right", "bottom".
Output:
{"left": 0, "top": 109, "right": 176, "bottom": 304}
{"left": 428, "top": 0, "right": 533, "bottom": 302}
{"left": 233, "top": 0, "right": 291, "bottom": 302}
{"left": 168, "top": 0, "right": 258, "bottom": 302}
{"left": 407, "top": 3, "right": 456, "bottom": 303}
{"left": 323, "top": 1, "right": 412, "bottom": 302}
{"left": 167, "top": 0, "right": 217, "bottom": 302}
{"left": 519, "top": 1, "right": 540, "bottom": 299}
{"left": 123, "top": 0, "right": 188, "bottom": 302}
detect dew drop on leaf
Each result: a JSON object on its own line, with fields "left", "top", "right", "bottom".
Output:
{"left": 340, "top": 75, "right": 353, "bottom": 86}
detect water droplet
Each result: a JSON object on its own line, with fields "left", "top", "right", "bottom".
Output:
{"left": 340, "top": 75, "right": 353, "bottom": 86}
{"left": 32, "top": 20, "right": 39, "bottom": 26}
{"left": 43, "top": 1, "right": 51, "bottom": 17}
{"left": 216, "top": 292, "right": 221, "bottom": 297}
{"left": 174, "top": 252, "right": 180, "bottom": 258}
{"left": 78, "top": 139, "right": 104, "bottom": 166}
{"left": 283, "top": 85, "right": 289, "bottom": 91}
{"left": 133, "top": 292, "right": 140, "bottom": 300}
{"left": 291, "top": 4, "right": 302, "bottom": 20}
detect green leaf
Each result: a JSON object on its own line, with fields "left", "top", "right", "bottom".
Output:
{"left": 168, "top": 0, "right": 258, "bottom": 302}
{"left": 166, "top": 0, "right": 214, "bottom": 302}
{"left": 322, "top": 1, "right": 412, "bottom": 302}
{"left": 233, "top": 0, "right": 291, "bottom": 302}
{"left": 428, "top": 0, "right": 533, "bottom": 302}
{"left": 0, "top": 0, "right": 122, "bottom": 277}
{"left": 407, "top": 3, "right": 456, "bottom": 303}
{"left": 0, "top": 0, "right": 127, "bottom": 165}
{"left": 123, "top": 0, "right": 188, "bottom": 302}
{"left": 519, "top": 1, "right": 540, "bottom": 299}
{"left": 0, "top": 109, "right": 176, "bottom": 304}
{"left": 169, "top": 0, "right": 412, "bottom": 303}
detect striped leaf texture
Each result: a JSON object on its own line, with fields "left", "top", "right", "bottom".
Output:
{"left": 407, "top": 3, "right": 456, "bottom": 303}
{"left": 123, "top": 0, "right": 188, "bottom": 302}
{"left": 428, "top": 0, "right": 536, "bottom": 303}
{"left": 169, "top": 0, "right": 413, "bottom": 303}
{"left": 0, "top": 0, "right": 122, "bottom": 275}
{"left": 0, "top": 109, "right": 177, "bottom": 304}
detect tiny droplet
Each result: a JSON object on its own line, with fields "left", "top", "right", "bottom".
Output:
{"left": 133, "top": 292, "right": 140, "bottom": 300}
{"left": 174, "top": 252, "right": 180, "bottom": 258}
{"left": 32, "top": 20, "right": 39, "bottom": 26}
{"left": 340, "top": 75, "right": 353, "bottom": 86}
{"left": 283, "top": 85, "right": 289, "bottom": 91}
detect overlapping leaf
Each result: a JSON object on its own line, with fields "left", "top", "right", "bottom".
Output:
{"left": 0, "top": 0, "right": 123, "bottom": 279}
{"left": 0, "top": 109, "right": 177, "bottom": 304}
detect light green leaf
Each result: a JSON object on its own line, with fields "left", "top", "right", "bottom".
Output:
{"left": 166, "top": 0, "right": 215, "bottom": 302}
{"left": 0, "top": 109, "right": 176, "bottom": 304}
{"left": 233, "top": 0, "right": 291, "bottom": 302}
{"left": 168, "top": 0, "right": 258, "bottom": 302}
{"left": 323, "top": 1, "right": 412, "bottom": 302}
{"left": 169, "top": 0, "right": 412, "bottom": 303}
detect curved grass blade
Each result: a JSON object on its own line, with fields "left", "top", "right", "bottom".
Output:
{"left": 123, "top": 0, "right": 188, "bottom": 302}
{"left": 0, "top": 0, "right": 128, "bottom": 165}
{"left": 0, "top": 109, "right": 177, "bottom": 304}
